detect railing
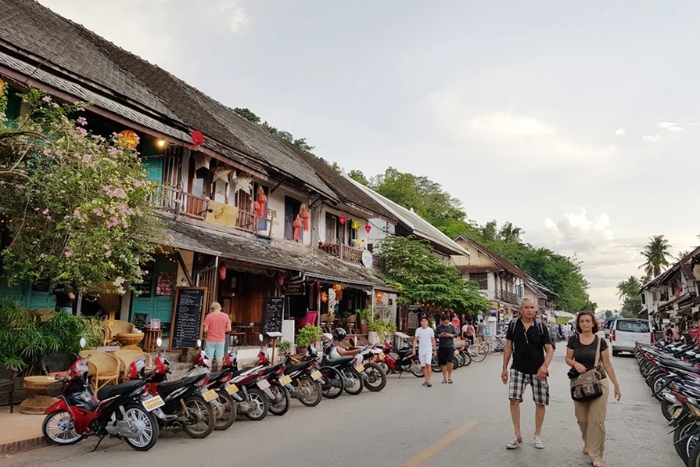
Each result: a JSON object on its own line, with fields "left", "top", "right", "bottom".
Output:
{"left": 319, "top": 242, "right": 364, "bottom": 267}
{"left": 496, "top": 289, "right": 521, "bottom": 305}
{"left": 154, "top": 185, "right": 210, "bottom": 221}
{"left": 236, "top": 209, "right": 272, "bottom": 237}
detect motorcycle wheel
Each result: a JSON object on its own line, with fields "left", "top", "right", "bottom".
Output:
{"left": 297, "top": 376, "right": 323, "bottom": 407}
{"left": 268, "top": 385, "right": 291, "bottom": 416}
{"left": 410, "top": 362, "right": 425, "bottom": 378}
{"left": 181, "top": 395, "right": 214, "bottom": 439}
{"left": 651, "top": 375, "right": 667, "bottom": 402}
{"left": 320, "top": 367, "right": 344, "bottom": 399}
{"left": 460, "top": 351, "right": 472, "bottom": 367}
{"left": 431, "top": 357, "right": 441, "bottom": 373}
{"left": 42, "top": 410, "right": 82, "bottom": 446}
{"left": 688, "top": 438, "right": 700, "bottom": 467}
{"left": 343, "top": 367, "right": 364, "bottom": 395}
{"left": 243, "top": 388, "right": 269, "bottom": 421}
{"left": 673, "top": 420, "right": 695, "bottom": 461}
{"left": 122, "top": 404, "right": 160, "bottom": 451}
{"left": 377, "top": 361, "right": 390, "bottom": 374}
{"left": 363, "top": 362, "right": 387, "bottom": 392}
{"left": 214, "top": 390, "right": 237, "bottom": 430}
{"left": 660, "top": 399, "right": 676, "bottom": 422}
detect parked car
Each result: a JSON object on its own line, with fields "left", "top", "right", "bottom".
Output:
{"left": 603, "top": 318, "right": 616, "bottom": 339}
{"left": 610, "top": 318, "right": 653, "bottom": 356}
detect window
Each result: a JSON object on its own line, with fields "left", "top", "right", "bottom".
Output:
{"left": 284, "top": 196, "right": 302, "bottom": 241}
{"left": 615, "top": 320, "right": 650, "bottom": 333}
{"left": 367, "top": 244, "right": 374, "bottom": 253}
{"left": 325, "top": 213, "right": 338, "bottom": 242}
{"left": 470, "top": 273, "right": 488, "bottom": 290}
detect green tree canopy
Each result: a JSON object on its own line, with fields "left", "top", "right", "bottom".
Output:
{"left": 640, "top": 235, "right": 672, "bottom": 278}
{"left": 377, "top": 235, "right": 488, "bottom": 314}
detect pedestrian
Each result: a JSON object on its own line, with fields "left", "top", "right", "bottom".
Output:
{"left": 550, "top": 322, "right": 558, "bottom": 343}
{"left": 412, "top": 316, "right": 437, "bottom": 387}
{"left": 462, "top": 320, "right": 476, "bottom": 346}
{"left": 52, "top": 281, "right": 75, "bottom": 313}
{"left": 565, "top": 311, "right": 622, "bottom": 467}
{"left": 477, "top": 318, "right": 486, "bottom": 344}
{"left": 501, "top": 298, "right": 554, "bottom": 450}
{"left": 562, "top": 322, "right": 571, "bottom": 342}
{"left": 670, "top": 323, "right": 680, "bottom": 342}
{"left": 202, "top": 302, "right": 231, "bottom": 371}
{"left": 436, "top": 315, "right": 458, "bottom": 384}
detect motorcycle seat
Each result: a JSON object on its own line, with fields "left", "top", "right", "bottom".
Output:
{"left": 324, "top": 356, "right": 354, "bottom": 368}
{"left": 261, "top": 364, "right": 284, "bottom": 377}
{"left": 285, "top": 361, "right": 312, "bottom": 374}
{"left": 97, "top": 379, "right": 145, "bottom": 401}
{"left": 157, "top": 375, "right": 203, "bottom": 398}
{"left": 662, "top": 360, "right": 700, "bottom": 375}
{"left": 208, "top": 371, "right": 224, "bottom": 381}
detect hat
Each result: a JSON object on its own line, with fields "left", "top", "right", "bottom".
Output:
{"left": 210, "top": 302, "right": 222, "bottom": 311}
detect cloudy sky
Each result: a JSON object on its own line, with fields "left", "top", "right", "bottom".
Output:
{"left": 38, "top": 0, "right": 700, "bottom": 309}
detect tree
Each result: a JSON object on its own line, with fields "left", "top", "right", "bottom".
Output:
{"left": 605, "top": 310, "right": 613, "bottom": 318}
{"left": 377, "top": 235, "right": 488, "bottom": 314}
{"left": 348, "top": 169, "right": 369, "bottom": 186}
{"left": 232, "top": 108, "right": 315, "bottom": 152}
{"left": 617, "top": 276, "right": 641, "bottom": 301}
{"left": 232, "top": 107, "right": 261, "bottom": 124}
{"left": 0, "top": 88, "right": 163, "bottom": 295}
{"left": 676, "top": 250, "right": 691, "bottom": 261}
{"left": 639, "top": 235, "right": 672, "bottom": 278}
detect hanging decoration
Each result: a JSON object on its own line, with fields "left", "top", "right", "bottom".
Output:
{"left": 233, "top": 174, "right": 252, "bottom": 195}
{"left": 365, "top": 224, "right": 372, "bottom": 233}
{"left": 293, "top": 214, "right": 302, "bottom": 242}
{"left": 191, "top": 130, "right": 205, "bottom": 146}
{"left": 218, "top": 261, "right": 227, "bottom": 280}
{"left": 300, "top": 203, "right": 310, "bottom": 232}
{"left": 339, "top": 216, "right": 346, "bottom": 225}
{"left": 255, "top": 186, "right": 267, "bottom": 218}
{"left": 213, "top": 166, "right": 232, "bottom": 183}
{"left": 321, "top": 291, "right": 328, "bottom": 303}
{"left": 117, "top": 130, "right": 139, "bottom": 149}
{"left": 194, "top": 153, "right": 211, "bottom": 170}
{"left": 0, "top": 78, "right": 4, "bottom": 94}
{"left": 277, "top": 273, "right": 285, "bottom": 287}
{"left": 351, "top": 220, "right": 360, "bottom": 230}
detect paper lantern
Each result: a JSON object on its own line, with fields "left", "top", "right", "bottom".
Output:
{"left": 339, "top": 216, "right": 346, "bottom": 225}
{"left": 218, "top": 263, "right": 227, "bottom": 280}
{"left": 351, "top": 220, "right": 360, "bottom": 230}
{"left": 117, "top": 130, "right": 138, "bottom": 149}
{"left": 0, "top": 79, "right": 4, "bottom": 94}
{"left": 277, "top": 273, "right": 284, "bottom": 286}
{"left": 191, "top": 130, "right": 205, "bottom": 146}
{"left": 365, "top": 224, "right": 371, "bottom": 233}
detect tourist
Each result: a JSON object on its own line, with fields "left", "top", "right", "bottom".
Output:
{"left": 436, "top": 315, "right": 458, "bottom": 384}
{"left": 566, "top": 311, "right": 622, "bottom": 467}
{"left": 52, "top": 281, "right": 75, "bottom": 313}
{"left": 462, "top": 320, "right": 476, "bottom": 346}
{"left": 412, "top": 316, "right": 436, "bottom": 387}
{"left": 203, "top": 302, "right": 231, "bottom": 371}
{"left": 477, "top": 318, "right": 486, "bottom": 344}
{"left": 502, "top": 298, "right": 554, "bottom": 450}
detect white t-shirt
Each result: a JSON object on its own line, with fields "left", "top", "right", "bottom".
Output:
{"left": 415, "top": 327, "right": 435, "bottom": 354}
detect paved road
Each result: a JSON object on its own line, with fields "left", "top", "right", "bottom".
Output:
{"left": 3, "top": 348, "right": 681, "bottom": 467}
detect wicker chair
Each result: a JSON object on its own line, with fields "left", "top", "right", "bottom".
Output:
{"left": 113, "top": 350, "right": 151, "bottom": 382}
{"left": 41, "top": 353, "right": 78, "bottom": 378}
{"left": 0, "top": 363, "right": 17, "bottom": 413}
{"left": 33, "top": 308, "right": 56, "bottom": 323}
{"left": 79, "top": 350, "right": 122, "bottom": 392}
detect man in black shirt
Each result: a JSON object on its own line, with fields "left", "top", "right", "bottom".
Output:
{"left": 501, "top": 298, "right": 554, "bottom": 450}
{"left": 435, "top": 315, "right": 458, "bottom": 384}
{"left": 52, "top": 281, "right": 75, "bottom": 313}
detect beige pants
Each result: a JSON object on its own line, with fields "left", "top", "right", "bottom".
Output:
{"left": 573, "top": 378, "right": 609, "bottom": 463}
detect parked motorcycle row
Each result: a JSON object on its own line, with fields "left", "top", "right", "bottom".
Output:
{"left": 635, "top": 337, "right": 700, "bottom": 466}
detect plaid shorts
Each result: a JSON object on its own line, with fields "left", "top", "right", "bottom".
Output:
{"left": 508, "top": 369, "right": 549, "bottom": 406}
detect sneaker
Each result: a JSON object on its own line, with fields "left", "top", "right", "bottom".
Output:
{"left": 534, "top": 436, "right": 545, "bottom": 449}
{"left": 422, "top": 382, "right": 428, "bottom": 387}
{"left": 426, "top": 382, "right": 432, "bottom": 387}
{"left": 506, "top": 436, "right": 522, "bottom": 449}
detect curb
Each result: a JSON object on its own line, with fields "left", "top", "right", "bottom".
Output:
{"left": 0, "top": 436, "right": 48, "bottom": 455}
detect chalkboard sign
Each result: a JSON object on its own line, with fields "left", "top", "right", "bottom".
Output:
{"left": 133, "top": 313, "right": 148, "bottom": 330}
{"left": 282, "top": 283, "right": 305, "bottom": 296}
{"left": 136, "top": 262, "right": 155, "bottom": 297}
{"left": 169, "top": 287, "right": 206, "bottom": 350}
{"left": 263, "top": 297, "right": 284, "bottom": 334}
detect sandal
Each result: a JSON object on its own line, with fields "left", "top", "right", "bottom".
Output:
{"left": 441, "top": 380, "right": 448, "bottom": 384}
{"left": 592, "top": 462, "right": 603, "bottom": 467}
{"left": 448, "top": 380, "right": 453, "bottom": 384}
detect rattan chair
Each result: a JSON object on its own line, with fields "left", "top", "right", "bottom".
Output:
{"left": 0, "top": 363, "right": 17, "bottom": 413}
{"left": 79, "top": 350, "right": 122, "bottom": 391}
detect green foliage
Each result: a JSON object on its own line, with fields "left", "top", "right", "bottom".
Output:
{"left": 231, "top": 107, "right": 315, "bottom": 153}
{"left": 357, "top": 306, "right": 372, "bottom": 324}
{"left": 348, "top": 170, "right": 369, "bottom": 186}
{"left": 605, "top": 310, "right": 613, "bottom": 318}
{"left": 232, "top": 107, "right": 261, "bottom": 124}
{"left": 277, "top": 340, "right": 292, "bottom": 353}
{"left": 616, "top": 275, "right": 642, "bottom": 317}
{"left": 377, "top": 235, "right": 488, "bottom": 314}
{"left": 0, "top": 88, "right": 163, "bottom": 294}
{"left": 640, "top": 235, "right": 672, "bottom": 278}
{"left": 0, "top": 297, "right": 102, "bottom": 373}
{"left": 296, "top": 324, "right": 322, "bottom": 349}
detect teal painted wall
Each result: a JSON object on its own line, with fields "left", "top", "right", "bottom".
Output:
{"left": 142, "top": 156, "right": 163, "bottom": 184}
{"left": 130, "top": 255, "right": 177, "bottom": 334}
{"left": 0, "top": 276, "right": 59, "bottom": 311}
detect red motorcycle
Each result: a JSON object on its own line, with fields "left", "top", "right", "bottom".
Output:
{"left": 42, "top": 339, "right": 161, "bottom": 451}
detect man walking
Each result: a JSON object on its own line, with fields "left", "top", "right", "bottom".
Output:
{"left": 413, "top": 316, "right": 437, "bottom": 387}
{"left": 436, "top": 315, "right": 458, "bottom": 384}
{"left": 501, "top": 298, "right": 554, "bottom": 450}
{"left": 203, "top": 302, "right": 231, "bottom": 371}
{"left": 52, "top": 281, "right": 75, "bottom": 313}
{"left": 477, "top": 318, "right": 486, "bottom": 344}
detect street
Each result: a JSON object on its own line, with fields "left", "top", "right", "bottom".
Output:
{"left": 2, "top": 350, "right": 680, "bottom": 467}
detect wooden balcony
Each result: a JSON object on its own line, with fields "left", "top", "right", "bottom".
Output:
{"left": 496, "top": 289, "right": 521, "bottom": 305}
{"left": 154, "top": 185, "right": 210, "bottom": 221}
{"left": 236, "top": 209, "right": 273, "bottom": 237}
{"left": 319, "top": 242, "right": 384, "bottom": 271}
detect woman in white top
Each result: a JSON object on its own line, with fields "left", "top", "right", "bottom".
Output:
{"left": 413, "top": 316, "right": 437, "bottom": 387}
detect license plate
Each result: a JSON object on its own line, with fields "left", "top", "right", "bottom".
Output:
{"left": 355, "top": 364, "right": 365, "bottom": 372}
{"left": 279, "top": 375, "right": 292, "bottom": 386}
{"left": 379, "top": 352, "right": 385, "bottom": 359}
{"left": 257, "top": 379, "right": 271, "bottom": 390}
{"left": 225, "top": 384, "right": 239, "bottom": 395}
{"left": 142, "top": 395, "right": 164, "bottom": 412}
{"left": 201, "top": 389, "right": 218, "bottom": 402}
{"left": 454, "top": 350, "right": 459, "bottom": 355}
{"left": 311, "top": 370, "right": 322, "bottom": 380}
{"left": 673, "top": 408, "right": 683, "bottom": 419}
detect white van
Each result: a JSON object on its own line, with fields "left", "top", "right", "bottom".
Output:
{"left": 610, "top": 318, "right": 654, "bottom": 356}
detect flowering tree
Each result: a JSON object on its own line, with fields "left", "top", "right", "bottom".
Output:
{"left": 0, "top": 88, "right": 164, "bottom": 295}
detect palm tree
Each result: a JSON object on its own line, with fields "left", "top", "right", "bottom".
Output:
{"left": 617, "top": 276, "right": 641, "bottom": 301}
{"left": 676, "top": 250, "right": 691, "bottom": 261}
{"left": 639, "top": 235, "right": 672, "bottom": 278}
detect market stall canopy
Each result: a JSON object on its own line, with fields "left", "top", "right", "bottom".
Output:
{"left": 161, "top": 218, "right": 397, "bottom": 292}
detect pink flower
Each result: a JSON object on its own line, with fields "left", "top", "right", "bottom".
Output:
{"left": 133, "top": 179, "right": 144, "bottom": 188}
{"left": 72, "top": 210, "right": 82, "bottom": 219}
{"left": 77, "top": 116, "right": 88, "bottom": 126}
{"left": 64, "top": 250, "right": 73, "bottom": 258}
{"left": 103, "top": 185, "right": 127, "bottom": 199}
{"left": 42, "top": 96, "right": 52, "bottom": 103}
{"left": 42, "top": 208, "right": 49, "bottom": 215}
{"left": 107, "top": 217, "right": 119, "bottom": 228}
{"left": 103, "top": 244, "right": 110, "bottom": 250}
{"left": 92, "top": 208, "right": 104, "bottom": 217}
{"left": 75, "top": 127, "right": 87, "bottom": 135}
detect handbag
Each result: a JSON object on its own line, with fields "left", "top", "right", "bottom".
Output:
{"left": 570, "top": 336, "right": 604, "bottom": 402}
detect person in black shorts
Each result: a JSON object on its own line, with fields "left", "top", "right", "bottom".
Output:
{"left": 435, "top": 315, "right": 458, "bottom": 384}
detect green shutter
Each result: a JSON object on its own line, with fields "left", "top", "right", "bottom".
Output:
{"left": 141, "top": 156, "right": 163, "bottom": 184}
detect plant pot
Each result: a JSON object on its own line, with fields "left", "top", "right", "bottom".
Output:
{"left": 368, "top": 331, "right": 380, "bottom": 345}
{"left": 360, "top": 324, "right": 368, "bottom": 334}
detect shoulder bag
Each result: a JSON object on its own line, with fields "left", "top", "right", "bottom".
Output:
{"left": 570, "top": 336, "right": 604, "bottom": 402}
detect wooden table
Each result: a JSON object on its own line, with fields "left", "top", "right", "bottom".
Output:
{"left": 142, "top": 330, "right": 163, "bottom": 352}
{"left": 20, "top": 376, "right": 60, "bottom": 415}
{"left": 115, "top": 332, "right": 144, "bottom": 350}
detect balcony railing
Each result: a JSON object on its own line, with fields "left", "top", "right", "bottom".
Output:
{"left": 154, "top": 185, "right": 210, "bottom": 221}
{"left": 319, "top": 242, "right": 383, "bottom": 271}
{"left": 236, "top": 209, "right": 273, "bottom": 236}
{"left": 496, "top": 289, "right": 521, "bottom": 305}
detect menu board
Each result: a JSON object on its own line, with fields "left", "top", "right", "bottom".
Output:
{"left": 136, "top": 262, "right": 155, "bottom": 297}
{"left": 133, "top": 313, "right": 148, "bottom": 330}
{"left": 169, "top": 287, "right": 206, "bottom": 350}
{"left": 263, "top": 297, "right": 284, "bottom": 334}
{"left": 282, "top": 283, "right": 305, "bottom": 296}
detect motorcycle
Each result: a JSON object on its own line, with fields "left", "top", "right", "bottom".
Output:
{"left": 128, "top": 339, "right": 215, "bottom": 438}
{"left": 221, "top": 348, "right": 274, "bottom": 421}
{"left": 42, "top": 338, "right": 160, "bottom": 451}
{"left": 372, "top": 340, "right": 424, "bottom": 378}
{"left": 355, "top": 345, "right": 388, "bottom": 392}
{"left": 292, "top": 344, "right": 346, "bottom": 399}
{"left": 321, "top": 337, "right": 365, "bottom": 395}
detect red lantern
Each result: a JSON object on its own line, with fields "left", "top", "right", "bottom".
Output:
{"left": 339, "top": 216, "right": 346, "bottom": 225}
{"left": 218, "top": 261, "right": 227, "bottom": 280}
{"left": 191, "top": 130, "right": 205, "bottom": 146}
{"left": 277, "top": 273, "right": 284, "bottom": 286}
{"left": 117, "top": 130, "right": 139, "bottom": 149}
{"left": 365, "top": 224, "right": 371, "bottom": 233}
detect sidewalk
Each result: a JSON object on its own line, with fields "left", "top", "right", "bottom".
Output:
{"left": 0, "top": 408, "right": 47, "bottom": 455}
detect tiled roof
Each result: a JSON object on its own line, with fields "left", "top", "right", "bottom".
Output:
{"left": 0, "top": 0, "right": 337, "bottom": 201}
{"left": 642, "top": 245, "right": 700, "bottom": 290}
{"left": 456, "top": 265, "right": 500, "bottom": 274}
{"left": 163, "top": 218, "right": 394, "bottom": 291}
{"left": 455, "top": 235, "right": 525, "bottom": 278}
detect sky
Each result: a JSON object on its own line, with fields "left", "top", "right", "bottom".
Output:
{"left": 37, "top": 0, "right": 700, "bottom": 310}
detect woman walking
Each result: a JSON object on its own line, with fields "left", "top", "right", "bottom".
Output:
{"left": 565, "top": 311, "right": 622, "bottom": 467}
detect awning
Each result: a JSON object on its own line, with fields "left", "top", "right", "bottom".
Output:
{"left": 161, "top": 218, "right": 397, "bottom": 292}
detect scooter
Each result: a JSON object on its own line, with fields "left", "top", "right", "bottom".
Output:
{"left": 42, "top": 338, "right": 160, "bottom": 451}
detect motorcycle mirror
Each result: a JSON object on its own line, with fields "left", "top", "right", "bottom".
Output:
{"left": 156, "top": 338, "right": 163, "bottom": 347}
{"left": 196, "top": 339, "right": 202, "bottom": 348}
{"left": 259, "top": 334, "right": 263, "bottom": 342}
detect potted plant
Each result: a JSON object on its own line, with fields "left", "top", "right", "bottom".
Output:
{"left": 367, "top": 320, "right": 384, "bottom": 345}
{"left": 357, "top": 306, "right": 373, "bottom": 334}
{"left": 278, "top": 340, "right": 292, "bottom": 354}
{"left": 296, "top": 324, "right": 322, "bottom": 352}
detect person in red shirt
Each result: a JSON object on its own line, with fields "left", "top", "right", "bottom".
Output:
{"left": 203, "top": 302, "right": 231, "bottom": 371}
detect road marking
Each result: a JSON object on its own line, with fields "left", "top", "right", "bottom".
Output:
{"left": 402, "top": 421, "right": 479, "bottom": 467}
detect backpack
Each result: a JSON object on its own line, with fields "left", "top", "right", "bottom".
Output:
{"left": 507, "top": 318, "right": 555, "bottom": 351}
